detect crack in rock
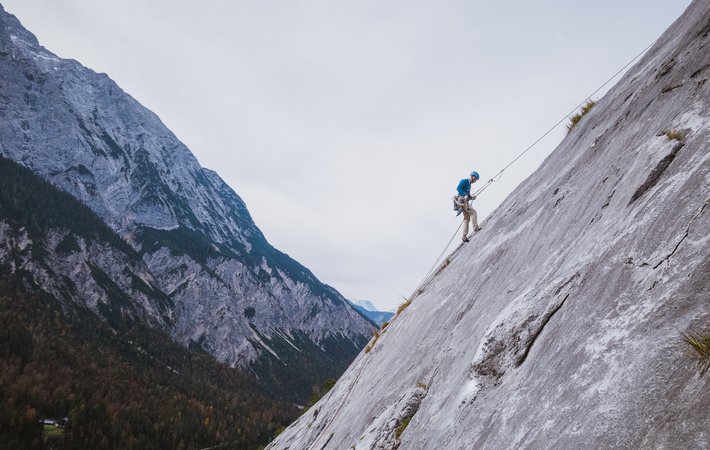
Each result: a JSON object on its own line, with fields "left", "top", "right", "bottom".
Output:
{"left": 653, "top": 200, "right": 708, "bottom": 269}
{"left": 661, "top": 83, "right": 684, "bottom": 93}
{"left": 656, "top": 58, "right": 676, "bottom": 78}
{"left": 469, "top": 273, "right": 580, "bottom": 387}
{"left": 627, "top": 200, "right": 708, "bottom": 270}
{"left": 515, "top": 293, "right": 570, "bottom": 367}
{"left": 628, "top": 141, "right": 685, "bottom": 205}
{"left": 352, "top": 384, "right": 429, "bottom": 449}
{"left": 690, "top": 63, "right": 710, "bottom": 79}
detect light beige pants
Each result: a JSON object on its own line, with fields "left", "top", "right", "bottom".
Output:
{"left": 461, "top": 199, "right": 479, "bottom": 238}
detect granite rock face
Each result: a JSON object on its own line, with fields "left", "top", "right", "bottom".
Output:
{"left": 269, "top": 2, "right": 710, "bottom": 448}
{"left": 0, "top": 3, "right": 373, "bottom": 374}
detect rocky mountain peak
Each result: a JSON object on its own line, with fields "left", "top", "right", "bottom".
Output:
{"left": 0, "top": 2, "right": 374, "bottom": 385}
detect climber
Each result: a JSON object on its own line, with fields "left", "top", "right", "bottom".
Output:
{"left": 454, "top": 171, "right": 482, "bottom": 242}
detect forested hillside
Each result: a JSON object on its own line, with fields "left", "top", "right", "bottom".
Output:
{"left": 0, "top": 278, "right": 298, "bottom": 449}
{"left": 0, "top": 157, "right": 299, "bottom": 449}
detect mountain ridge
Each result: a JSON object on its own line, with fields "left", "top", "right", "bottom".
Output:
{"left": 0, "top": 155, "right": 302, "bottom": 448}
{"left": 0, "top": 1, "right": 372, "bottom": 384}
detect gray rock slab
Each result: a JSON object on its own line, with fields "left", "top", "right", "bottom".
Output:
{"left": 269, "top": 1, "right": 710, "bottom": 448}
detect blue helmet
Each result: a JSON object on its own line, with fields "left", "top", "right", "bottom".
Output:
{"left": 470, "top": 171, "right": 480, "bottom": 180}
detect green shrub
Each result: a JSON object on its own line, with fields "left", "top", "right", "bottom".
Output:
{"left": 42, "top": 424, "right": 64, "bottom": 445}
{"left": 566, "top": 100, "right": 596, "bottom": 133}
{"left": 395, "top": 417, "right": 411, "bottom": 439}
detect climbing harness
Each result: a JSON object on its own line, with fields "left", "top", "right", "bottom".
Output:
{"left": 407, "top": 37, "right": 660, "bottom": 303}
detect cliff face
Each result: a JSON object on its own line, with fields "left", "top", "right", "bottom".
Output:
{"left": 269, "top": 2, "right": 710, "bottom": 448}
{"left": 0, "top": 157, "right": 303, "bottom": 448}
{"left": 0, "top": 3, "right": 372, "bottom": 382}
{"left": 0, "top": 156, "right": 173, "bottom": 330}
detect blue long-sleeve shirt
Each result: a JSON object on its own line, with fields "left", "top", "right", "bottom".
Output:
{"left": 456, "top": 178, "right": 471, "bottom": 197}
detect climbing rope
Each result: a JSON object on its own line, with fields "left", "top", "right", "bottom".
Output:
{"left": 307, "top": 358, "right": 367, "bottom": 450}
{"left": 407, "top": 37, "right": 660, "bottom": 302}
{"left": 299, "top": 36, "right": 663, "bottom": 449}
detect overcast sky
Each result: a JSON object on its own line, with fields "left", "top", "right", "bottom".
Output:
{"left": 4, "top": 0, "right": 692, "bottom": 310}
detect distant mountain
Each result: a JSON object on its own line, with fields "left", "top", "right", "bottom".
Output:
{"left": 350, "top": 300, "right": 395, "bottom": 327}
{"left": 0, "top": 156, "right": 299, "bottom": 448}
{"left": 269, "top": 2, "right": 710, "bottom": 448}
{"left": 0, "top": 3, "right": 372, "bottom": 401}
{"left": 352, "top": 299, "right": 378, "bottom": 311}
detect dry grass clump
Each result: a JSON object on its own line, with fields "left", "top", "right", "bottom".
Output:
{"left": 664, "top": 130, "right": 684, "bottom": 141}
{"left": 681, "top": 328, "right": 710, "bottom": 374}
{"left": 566, "top": 100, "right": 596, "bottom": 133}
{"left": 364, "top": 329, "right": 381, "bottom": 353}
{"left": 435, "top": 258, "right": 450, "bottom": 276}
{"left": 396, "top": 299, "right": 412, "bottom": 316}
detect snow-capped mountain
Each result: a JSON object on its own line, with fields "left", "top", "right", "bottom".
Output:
{"left": 353, "top": 300, "right": 379, "bottom": 312}
{"left": 350, "top": 300, "right": 395, "bottom": 327}
{"left": 269, "top": 1, "right": 710, "bottom": 448}
{"left": 0, "top": 2, "right": 373, "bottom": 385}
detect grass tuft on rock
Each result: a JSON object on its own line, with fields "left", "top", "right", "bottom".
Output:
{"left": 664, "top": 130, "right": 684, "bottom": 141}
{"left": 365, "top": 329, "right": 381, "bottom": 353}
{"left": 395, "top": 417, "right": 411, "bottom": 440}
{"left": 396, "top": 299, "right": 412, "bottom": 316}
{"left": 566, "top": 100, "right": 596, "bottom": 133}
{"left": 681, "top": 328, "right": 710, "bottom": 374}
